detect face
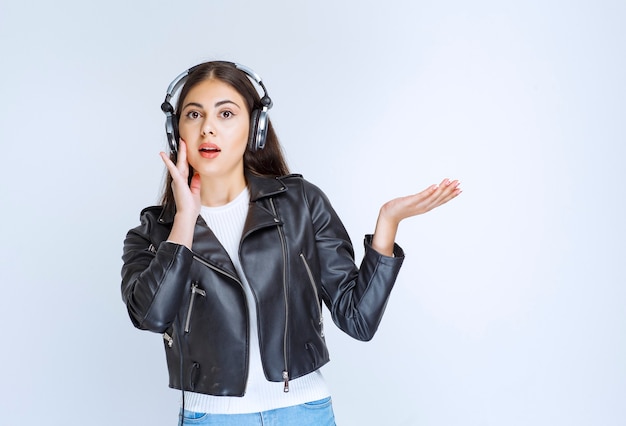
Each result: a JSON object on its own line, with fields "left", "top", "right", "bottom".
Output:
{"left": 178, "top": 78, "right": 250, "bottom": 179}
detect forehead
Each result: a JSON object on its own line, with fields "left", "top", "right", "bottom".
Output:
{"left": 184, "top": 78, "right": 245, "bottom": 104}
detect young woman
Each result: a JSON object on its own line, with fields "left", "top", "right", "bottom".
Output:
{"left": 121, "top": 61, "right": 461, "bottom": 425}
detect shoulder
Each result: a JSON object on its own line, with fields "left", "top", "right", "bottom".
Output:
{"left": 138, "top": 205, "right": 165, "bottom": 222}
{"left": 128, "top": 205, "right": 168, "bottom": 235}
{"left": 275, "top": 173, "right": 304, "bottom": 186}
{"left": 248, "top": 172, "right": 333, "bottom": 210}
{"left": 276, "top": 173, "right": 325, "bottom": 195}
{"left": 276, "top": 174, "right": 333, "bottom": 209}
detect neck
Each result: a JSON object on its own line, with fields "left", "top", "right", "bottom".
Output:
{"left": 199, "top": 172, "right": 247, "bottom": 207}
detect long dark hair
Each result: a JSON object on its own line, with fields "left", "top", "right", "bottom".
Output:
{"left": 160, "top": 61, "right": 290, "bottom": 206}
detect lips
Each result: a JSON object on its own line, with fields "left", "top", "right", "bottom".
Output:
{"left": 198, "top": 143, "right": 221, "bottom": 158}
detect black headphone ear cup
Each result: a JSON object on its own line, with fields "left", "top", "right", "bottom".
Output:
{"left": 164, "top": 109, "right": 180, "bottom": 153}
{"left": 255, "top": 109, "right": 268, "bottom": 151}
{"left": 248, "top": 109, "right": 261, "bottom": 152}
{"left": 172, "top": 115, "right": 180, "bottom": 151}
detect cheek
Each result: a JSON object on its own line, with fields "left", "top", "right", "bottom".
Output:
{"left": 227, "top": 119, "right": 250, "bottom": 147}
{"left": 240, "top": 124, "right": 250, "bottom": 145}
{"left": 178, "top": 121, "right": 195, "bottom": 139}
{"left": 241, "top": 117, "right": 252, "bottom": 140}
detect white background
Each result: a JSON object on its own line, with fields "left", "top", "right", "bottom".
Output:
{"left": 1, "top": 1, "right": 624, "bottom": 425}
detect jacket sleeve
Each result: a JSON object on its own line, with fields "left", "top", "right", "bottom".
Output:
{"left": 120, "top": 210, "right": 194, "bottom": 333}
{"left": 302, "top": 180, "right": 405, "bottom": 341}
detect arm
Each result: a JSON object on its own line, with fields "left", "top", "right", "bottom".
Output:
{"left": 302, "top": 180, "right": 404, "bottom": 341}
{"left": 305, "top": 178, "right": 461, "bottom": 341}
{"left": 121, "top": 217, "right": 193, "bottom": 332}
{"left": 120, "top": 140, "right": 201, "bottom": 332}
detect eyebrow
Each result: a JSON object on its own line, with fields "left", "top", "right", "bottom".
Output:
{"left": 182, "top": 100, "right": 241, "bottom": 110}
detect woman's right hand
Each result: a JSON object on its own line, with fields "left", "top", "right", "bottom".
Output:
{"left": 159, "top": 139, "right": 201, "bottom": 218}
{"left": 159, "top": 139, "right": 200, "bottom": 249}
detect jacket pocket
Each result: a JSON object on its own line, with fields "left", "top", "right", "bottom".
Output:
{"left": 184, "top": 281, "right": 206, "bottom": 333}
{"left": 189, "top": 362, "right": 201, "bottom": 391}
{"left": 305, "top": 342, "right": 322, "bottom": 369}
{"left": 299, "top": 253, "right": 324, "bottom": 337}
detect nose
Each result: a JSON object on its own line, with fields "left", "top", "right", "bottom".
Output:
{"left": 201, "top": 119, "right": 216, "bottom": 137}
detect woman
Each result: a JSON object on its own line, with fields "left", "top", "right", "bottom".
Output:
{"left": 121, "top": 61, "right": 461, "bottom": 425}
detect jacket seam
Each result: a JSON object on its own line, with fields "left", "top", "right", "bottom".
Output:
{"left": 356, "top": 256, "right": 382, "bottom": 310}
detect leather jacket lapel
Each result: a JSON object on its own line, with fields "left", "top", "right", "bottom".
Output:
{"left": 191, "top": 218, "right": 238, "bottom": 278}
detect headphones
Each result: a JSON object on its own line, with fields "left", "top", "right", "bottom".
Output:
{"left": 160, "top": 62, "right": 273, "bottom": 154}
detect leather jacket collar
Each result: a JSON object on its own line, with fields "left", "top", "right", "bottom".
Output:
{"left": 157, "top": 172, "right": 293, "bottom": 224}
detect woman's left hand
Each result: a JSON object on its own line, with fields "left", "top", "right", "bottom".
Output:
{"left": 372, "top": 178, "right": 461, "bottom": 256}
{"left": 380, "top": 178, "right": 462, "bottom": 225}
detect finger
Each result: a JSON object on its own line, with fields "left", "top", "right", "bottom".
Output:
{"left": 417, "top": 180, "right": 449, "bottom": 205}
{"left": 420, "top": 179, "right": 460, "bottom": 211}
{"left": 429, "top": 180, "right": 462, "bottom": 208}
{"left": 397, "top": 188, "right": 441, "bottom": 217}
{"left": 160, "top": 150, "right": 190, "bottom": 188}
{"left": 162, "top": 159, "right": 187, "bottom": 192}
{"left": 440, "top": 180, "right": 461, "bottom": 198}
{"left": 160, "top": 151, "right": 177, "bottom": 174}
{"left": 404, "top": 185, "right": 439, "bottom": 213}
{"left": 413, "top": 184, "right": 439, "bottom": 201}
{"left": 177, "top": 139, "right": 187, "bottom": 164}
{"left": 420, "top": 179, "right": 451, "bottom": 201}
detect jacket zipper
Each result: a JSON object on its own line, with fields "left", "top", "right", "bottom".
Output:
{"left": 299, "top": 253, "right": 324, "bottom": 337}
{"left": 184, "top": 282, "right": 206, "bottom": 333}
{"left": 192, "top": 255, "right": 240, "bottom": 283}
{"left": 163, "top": 331, "right": 174, "bottom": 348}
{"left": 270, "top": 198, "right": 290, "bottom": 393}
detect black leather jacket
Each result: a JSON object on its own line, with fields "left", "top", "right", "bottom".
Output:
{"left": 121, "top": 173, "right": 404, "bottom": 396}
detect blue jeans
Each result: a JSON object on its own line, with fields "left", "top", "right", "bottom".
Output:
{"left": 179, "top": 397, "right": 336, "bottom": 425}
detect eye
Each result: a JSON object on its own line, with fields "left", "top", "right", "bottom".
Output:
{"left": 220, "top": 110, "right": 234, "bottom": 119}
{"left": 185, "top": 110, "right": 201, "bottom": 120}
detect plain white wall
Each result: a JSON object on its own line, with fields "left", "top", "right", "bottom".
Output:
{"left": 1, "top": 0, "right": 624, "bottom": 425}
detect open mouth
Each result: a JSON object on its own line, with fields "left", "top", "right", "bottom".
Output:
{"left": 199, "top": 143, "right": 221, "bottom": 154}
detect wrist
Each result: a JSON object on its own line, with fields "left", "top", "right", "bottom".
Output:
{"left": 168, "top": 213, "right": 196, "bottom": 250}
{"left": 377, "top": 208, "right": 400, "bottom": 231}
{"left": 372, "top": 212, "right": 400, "bottom": 257}
{"left": 174, "top": 210, "right": 199, "bottom": 223}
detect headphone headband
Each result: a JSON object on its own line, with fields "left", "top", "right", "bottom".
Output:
{"left": 161, "top": 62, "right": 272, "bottom": 153}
